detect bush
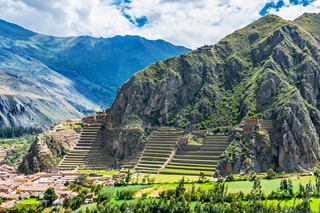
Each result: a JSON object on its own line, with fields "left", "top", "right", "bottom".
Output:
{"left": 314, "top": 163, "right": 320, "bottom": 177}
{"left": 225, "top": 174, "right": 235, "bottom": 182}
{"left": 266, "top": 168, "right": 276, "bottom": 179}
{"left": 116, "top": 189, "right": 135, "bottom": 200}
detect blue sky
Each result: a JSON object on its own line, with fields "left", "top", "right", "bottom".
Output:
{"left": 0, "top": 0, "right": 319, "bottom": 48}
{"left": 260, "top": 0, "right": 315, "bottom": 15}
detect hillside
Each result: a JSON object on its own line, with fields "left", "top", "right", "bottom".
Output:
{"left": 0, "top": 19, "right": 190, "bottom": 128}
{"left": 22, "top": 13, "right": 320, "bottom": 175}
{"left": 104, "top": 13, "right": 320, "bottom": 174}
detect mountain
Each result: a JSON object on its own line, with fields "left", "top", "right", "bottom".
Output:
{"left": 22, "top": 13, "right": 320, "bottom": 175}
{"left": 103, "top": 13, "right": 320, "bottom": 174}
{"left": 0, "top": 19, "right": 190, "bottom": 128}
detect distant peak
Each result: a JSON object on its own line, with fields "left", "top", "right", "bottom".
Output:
{"left": 0, "top": 19, "right": 36, "bottom": 40}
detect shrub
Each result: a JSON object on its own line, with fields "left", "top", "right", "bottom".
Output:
{"left": 225, "top": 174, "right": 235, "bottom": 182}
{"left": 266, "top": 168, "right": 276, "bottom": 179}
{"left": 116, "top": 189, "right": 135, "bottom": 200}
{"left": 314, "top": 163, "right": 320, "bottom": 177}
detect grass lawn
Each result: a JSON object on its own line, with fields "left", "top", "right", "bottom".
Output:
{"left": 110, "top": 198, "right": 155, "bottom": 206}
{"left": 226, "top": 176, "right": 315, "bottom": 194}
{"left": 132, "top": 174, "right": 200, "bottom": 184}
{"left": 266, "top": 198, "right": 320, "bottom": 212}
{"left": 75, "top": 203, "right": 97, "bottom": 213}
{"left": 100, "top": 185, "right": 150, "bottom": 196}
{"left": 161, "top": 168, "right": 213, "bottom": 176}
{"left": 15, "top": 198, "right": 42, "bottom": 211}
{"left": 77, "top": 169, "right": 119, "bottom": 176}
{"left": 18, "top": 198, "right": 41, "bottom": 205}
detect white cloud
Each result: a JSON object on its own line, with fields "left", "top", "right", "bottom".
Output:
{"left": 0, "top": 0, "right": 319, "bottom": 49}
{"left": 268, "top": 1, "right": 320, "bottom": 20}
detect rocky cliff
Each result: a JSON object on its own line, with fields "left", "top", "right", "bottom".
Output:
{"left": 19, "top": 124, "right": 80, "bottom": 173}
{"left": 104, "top": 13, "right": 320, "bottom": 174}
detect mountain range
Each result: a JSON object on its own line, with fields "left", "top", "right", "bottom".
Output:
{"left": 0, "top": 19, "right": 190, "bottom": 128}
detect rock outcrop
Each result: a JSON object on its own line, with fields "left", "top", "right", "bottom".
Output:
{"left": 19, "top": 124, "right": 80, "bottom": 173}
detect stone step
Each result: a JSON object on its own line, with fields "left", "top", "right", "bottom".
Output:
{"left": 160, "top": 169, "right": 213, "bottom": 176}
{"left": 142, "top": 152, "right": 171, "bottom": 157}
{"left": 143, "top": 149, "right": 172, "bottom": 153}
{"left": 171, "top": 158, "right": 219, "bottom": 165}
{"left": 139, "top": 160, "right": 167, "bottom": 165}
{"left": 169, "top": 162, "right": 217, "bottom": 168}
{"left": 173, "top": 155, "right": 221, "bottom": 160}
{"left": 135, "top": 169, "right": 158, "bottom": 174}
{"left": 165, "top": 165, "right": 215, "bottom": 171}
{"left": 176, "top": 150, "right": 224, "bottom": 155}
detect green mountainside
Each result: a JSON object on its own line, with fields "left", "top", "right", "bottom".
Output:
{"left": 105, "top": 13, "right": 320, "bottom": 173}
{"left": 0, "top": 20, "right": 190, "bottom": 128}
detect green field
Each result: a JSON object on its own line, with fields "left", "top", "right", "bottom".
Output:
{"left": 18, "top": 198, "right": 41, "bottom": 205}
{"left": 14, "top": 198, "right": 42, "bottom": 212}
{"left": 77, "top": 169, "right": 119, "bottom": 176}
{"left": 100, "top": 185, "right": 150, "bottom": 196}
{"left": 132, "top": 174, "right": 200, "bottom": 183}
{"left": 267, "top": 198, "right": 320, "bottom": 212}
{"left": 226, "top": 175, "right": 315, "bottom": 194}
{"left": 0, "top": 136, "right": 35, "bottom": 167}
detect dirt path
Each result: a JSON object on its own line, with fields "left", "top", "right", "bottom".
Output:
{"left": 149, "top": 187, "right": 166, "bottom": 198}
{"left": 135, "top": 187, "right": 154, "bottom": 198}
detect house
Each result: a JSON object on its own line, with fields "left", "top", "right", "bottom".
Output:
{"left": 0, "top": 164, "right": 16, "bottom": 173}
{"left": 0, "top": 200, "right": 16, "bottom": 210}
{"left": 51, "top": 168, "right": 59, "bottom": 174}
{"left": 56, "top": 190, "right": 78, "bottom": 199}
{"left": 243, "top": 124, "right": 256, "bottom": 134}
{"left": 84, "top": 193, "right": 94, "bottom": 204}
{"left": 3, "top": 193, "right": 20, "bottom": 200}
{"left": 0, "top": 185, "right": 11, "bottom": 193}
{"left": 112, "top": 173, "right": 126, "bottom": 180}
{"left": 241, "top": 118, "right": 260, "bottom": 134}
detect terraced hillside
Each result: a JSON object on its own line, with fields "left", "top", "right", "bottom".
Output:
{"left": 51, "top": 128, "right": 81, "bottom": 147}
{"left": 161, "top": 135, "right": 229, "bottom": 176}
{"left": 58, "top": 123, "right": 104, "bottom": 171}
{"left": 135, "top": 128, "right": 182, "bottom": 174}
{"left": 121, "top": 152, "right": 143, "bottom": 172}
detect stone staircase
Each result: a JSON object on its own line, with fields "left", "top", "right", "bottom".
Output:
{"left": 121, "top": 152, "right": 143, "bottom": 172}
{"left": 58, "top": 123, "right": 103, "bottom": 171}
{"left": 260, "top": 119, "right": 277, "bottom": 142}
{"left": 51, "top": 128, "right": 80, "bottom": 146}
{"left": 134, "top": 127, "right": 182, "bottom": 174}
{"left": 161, "top": 135, "right": 229, "bottom": 176}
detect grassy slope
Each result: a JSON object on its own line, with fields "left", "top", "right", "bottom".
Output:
{"left": 0, "top": 136, "right": 34, "bottom": 168}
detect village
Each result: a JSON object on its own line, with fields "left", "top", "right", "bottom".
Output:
{"left": 0, "top": 164, "right": 126, "bottom": 210}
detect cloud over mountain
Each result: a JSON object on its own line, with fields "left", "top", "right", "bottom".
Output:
{"left": 0, "top": 0, "right": 319, "bottom": 48}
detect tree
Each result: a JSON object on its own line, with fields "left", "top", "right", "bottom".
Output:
{"left": 63, "top": 198, "right": 72, "bottom": 209}
{"left": 125, "top": 169, "right": 131, "bottom": 185}
{"left": 71, "top": 194, "right": 85, "bottom": 210}
{"left": 76, "top": 176, "right": 86, "bottom": 185}
{"left": 250, "top": 178, "right": 263, "bottom": 201}
{"left": 64, "top": 180, "right": 70, "bottom": 187}
{"left": 175, "top": 177, "right": 186, "bottom": 201}
{"left": 266, "top": 168, "right": 276, "bottom": 179}
{"left": 44, "top": 187, "right": 57, "bottom": 206}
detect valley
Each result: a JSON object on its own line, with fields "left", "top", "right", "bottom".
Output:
{"left": 2, "top": 9, "right": 320, "bottom": 213}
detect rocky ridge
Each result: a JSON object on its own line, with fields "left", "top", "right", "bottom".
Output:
{"left": 104, "top": 13, "right": 320, "bottom": 174}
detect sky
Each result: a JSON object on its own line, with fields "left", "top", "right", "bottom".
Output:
{"left": 0, "top": 0, "right": 319, "bottom": 49}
